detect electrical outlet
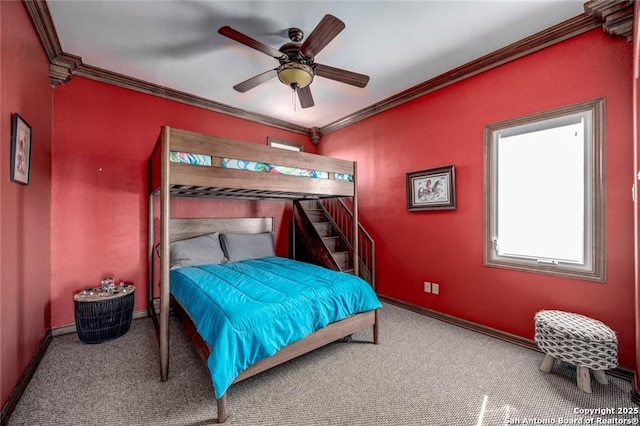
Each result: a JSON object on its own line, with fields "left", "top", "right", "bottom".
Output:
{"left": 432, "top": 283, "right": 439, "bottom": 295}
{"left": 423, "top": 281, "right": 431, "bottom": 293}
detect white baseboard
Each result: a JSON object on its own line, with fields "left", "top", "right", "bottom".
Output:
{"left": 51, "top": 308, "right": 148, "bottom": 337}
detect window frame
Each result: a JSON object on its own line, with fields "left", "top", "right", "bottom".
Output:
{"left": 483, "top": 98, "right": 606, "bottom": 282}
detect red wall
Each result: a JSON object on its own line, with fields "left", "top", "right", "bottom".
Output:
{"left": 633, "top": 0, "right": 640, "bottom": 392}
{"left": 320, "top": 30, "right": 636, "bottom": 368}
{"left": 51, "top": 77, "right": 314, "bottom": 328}
{"left": 1, "top": 1, "right": 53, "bottom": 409}
{"left": 2, "top": 6, "right": 637, "bottom": 410}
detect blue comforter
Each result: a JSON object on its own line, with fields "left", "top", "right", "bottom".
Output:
{"left": 170, "top": 256, "right": 382, "bottom": 398}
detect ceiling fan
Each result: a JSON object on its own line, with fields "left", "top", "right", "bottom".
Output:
{"left": 218, "top": 14, "right": 370, "bottom": 109}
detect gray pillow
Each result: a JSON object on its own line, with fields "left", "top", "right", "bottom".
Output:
{"left": 220, "top": 232, "right": 275, "bottom": 262}
{"left": 169, "top": 232, "right": 226, "bottom": 269}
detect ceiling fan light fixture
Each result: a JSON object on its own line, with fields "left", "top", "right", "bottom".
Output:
{"left": 277, "top": 63, "right": 313, "bottom": 89}
{"left": 220, "top": 15, "right": 368, "bottom": 107}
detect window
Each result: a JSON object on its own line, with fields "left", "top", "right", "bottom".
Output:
{"left": 484, "top": 99, "right": 605, "bottom": 281}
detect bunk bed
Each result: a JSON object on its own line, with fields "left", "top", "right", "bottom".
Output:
{"left": 147, "top": 126, "right": 380, "bottom": 423}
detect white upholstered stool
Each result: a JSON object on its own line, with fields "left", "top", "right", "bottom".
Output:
{"left": 534, "top": 310, "right": 618, "bottom": 394}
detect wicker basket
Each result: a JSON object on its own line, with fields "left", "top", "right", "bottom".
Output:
{"left": 74, "top": 290, "right": 135, "bottom": 344}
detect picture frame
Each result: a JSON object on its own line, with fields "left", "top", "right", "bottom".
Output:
{"left": 10, "top": 113, "right": 32, "bottom": 185}
{"left": 406, "top": 165, "right": 456, "bottom": 211}
{"left": 267, "top": 137, "right": 303, "bottom": 152}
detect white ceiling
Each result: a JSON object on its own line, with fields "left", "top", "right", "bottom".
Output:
{"left": 47, "top": 1, "right": 586, "bottom": 129}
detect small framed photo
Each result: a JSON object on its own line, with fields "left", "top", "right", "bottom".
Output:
{"left": 10, "top": 113, "right": 32, "bottom": 185}
{"left": 406, "top": 165, "right": 456, "bottom": 211}
{"left": 267, "top": 137, "right": 303, "bottom": 152}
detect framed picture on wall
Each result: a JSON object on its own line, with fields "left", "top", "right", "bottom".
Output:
{"left": 10, "top": 113, "right": 32, "bottom": 185}
{"left": 406, "top": 165, "right": 456, "bottom": 211}
{"left": 267, "top": 137, "right": 303, "bottom": 152}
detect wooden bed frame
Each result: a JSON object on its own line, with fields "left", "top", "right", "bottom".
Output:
{"left": 147, "top": 127, "right": 379, "bottom": 423}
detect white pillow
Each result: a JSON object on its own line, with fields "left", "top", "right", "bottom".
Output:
{"left": 169, "top": 232, "right": 226, "bottom": 269}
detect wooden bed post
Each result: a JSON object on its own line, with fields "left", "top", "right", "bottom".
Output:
{"left": 217, "top": 395, "right": 227, "bottom": 423}
{"left": 291, "top": 201, "right": 296, "bottom": 261}
{"left": 352, "top": 162, "right": 378, "bottom": 344}
{"left": 352, "top": 162, "right": 359, "bottom": 278}
{"left": 148, "top": 194, "right": 155, "bottom": 316}
{"left": 160, "top": 126, "right": 171, "bottom": 381}
{"left": 373, "top": 309, "right": 379, "bottom": 345}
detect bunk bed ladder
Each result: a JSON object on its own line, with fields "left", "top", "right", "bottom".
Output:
{"left": 293, "top": 199, "right": 375, "bottom": 288}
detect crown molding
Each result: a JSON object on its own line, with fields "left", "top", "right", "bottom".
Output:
{"left": 319, "top": 13, "right": 601, "bottom": 135}
{"left": 22, "top": 0, "right": 79, "bottom": 87}
{"left": 49, "top": 53, "right": 81, "bottom": 87}
{"left": 584, "top": 0, "right": 634, "bottom": 42}
{"left": 72, "top": 63, "right": 311, "bottom": 135}
{"left": 21, "top": 1, "right": 311, "bottom": 136}
{"left": 23, "top": 0, "right": 60, "bottom": 61}
{"left": 25, "top": 2, "right": 624, "bottom": 140}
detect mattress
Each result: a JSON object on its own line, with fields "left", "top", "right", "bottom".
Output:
{"left": 170, "top": 256, "right": 382, "bottom": 398}
{"left": 170, "top": 150, "right": 212, "bottom": 166}
{"left": 169, "top": 151, "right": 353, "bottom": 182}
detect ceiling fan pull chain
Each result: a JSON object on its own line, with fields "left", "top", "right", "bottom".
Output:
{"left": 292, "top": 87, "right": 297, "bottom": 115}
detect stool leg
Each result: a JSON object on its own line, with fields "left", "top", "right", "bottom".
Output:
{"left": 540, "top": 354, "right": 555, "bottom": 373}
{"left": 592, "top": 369, "right": 608, "bottom": 385}
{"left": 577, "top": 366, "right": 592, "bottom": 393}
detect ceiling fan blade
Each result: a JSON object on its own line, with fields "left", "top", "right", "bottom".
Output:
{"left": 314, "top": 63, "right": 370, "bottom": 88}
{"left": 218, "top": 26, "right": 285, "bottom": 59}
{"left": 299, "top": 14, "right": 345, "bottom": 58}
{"left": 297, "top": 86, "right": 314, "bottom": 109}
{"left": 233, "top": 69, "right": 277, "bottom": 93}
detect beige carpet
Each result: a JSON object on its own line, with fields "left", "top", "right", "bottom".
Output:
{"left": 7, "top": 303, "right": 637, "bottom": 425}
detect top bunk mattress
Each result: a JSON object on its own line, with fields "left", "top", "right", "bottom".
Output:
{"left": 150, "top": 127, "right": 357, "bottom": 199}
{"left": 170, "top": 256, "right": 382, "bottom": 398}
{"left": 170, "top": 152, "right": 353, "bottom": 182}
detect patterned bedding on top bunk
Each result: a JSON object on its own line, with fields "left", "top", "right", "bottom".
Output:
{"left": 169, "top": 233, "right": 381, "bottom": 399}
{"left": 170, "top": 150, "right": 353, "bottom": 181}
